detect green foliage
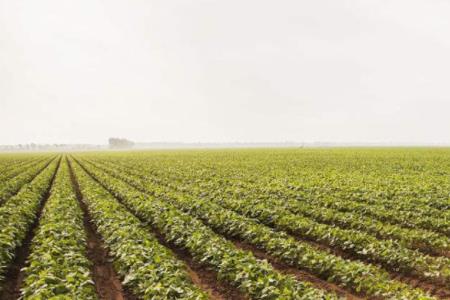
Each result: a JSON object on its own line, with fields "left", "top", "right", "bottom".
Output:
{"left": 0, "top": 156, "right": 56, "bottom": 205}
{"left": 82, "top": 156, "right": 437, "bottom": 299}
{"left": 1, "top": 148, "right": 448, "bottom": 299}
{"left": 0, "top": 156, "right": 45, "bottom": 182}
{"left": 0, "top": 158, "right": 59, "bottom": 287}
{"left": 73, "top": 158, "right": 337, "bottom": 299}
{"left": 20, "top": 159, "right": 96, "bottom": 299}
{"left": 70, "top": 160, "right": 208, "bottom": 300}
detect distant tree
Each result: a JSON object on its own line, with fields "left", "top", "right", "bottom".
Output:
{"left": 108, "top": 137, "right": 134, "bottom": 149}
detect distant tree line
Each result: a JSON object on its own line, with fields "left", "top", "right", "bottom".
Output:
{"left": 108, "top": 137, "right": 134, "bottom": 149}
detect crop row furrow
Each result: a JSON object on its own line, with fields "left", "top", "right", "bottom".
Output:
{"left": 0, "top": 156, "right": 45, "bottom": 174}
{"left": 83, "top": 157, "right": 437, "bottom": 299}
{"left": 0, "top": 157, "right": 57, "bottom": 206}
{"left": 93, "top": 155, "right": 450, "bottom": 217}
{"left": 87, "top": 158, "right": 450, "bottom": 285}
{"left": 261, "top": 185, "right": 450, "bottom": 236}
{"left": 0, "top": 157, "right": 60, "bottom": 288}
{"left": 96, "top": 158, "right": 450, "bottom": 257}
{"left": 69, "top": 158, "right": 209, "bottom": 299}
{"left": 20, "top": 158, "right": 97, "bottom": 299}
{"left": 71, "top": 157, "right": 339, "bottom": 300}
{"left": 194, "top": 181, "right": 450, "bottom": 257}
{"left": 0, "top": 157, "right": 45, "bottom": 183}
{"left": 93, "top": 155, "right": 449, "bottom": 235}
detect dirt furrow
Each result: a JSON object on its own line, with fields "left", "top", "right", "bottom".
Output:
{"left": 151, "top": 229, "right": 247, "bottom": 300}
{"left": 391, "top": 274, "right": 450, "bottom": 299}
{"left": 68, "top": 160, "right": 136, "bottom": 300}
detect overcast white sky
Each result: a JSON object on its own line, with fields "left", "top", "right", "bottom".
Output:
{"left": 1, "top": 0, "right": 449, "bottom": 145}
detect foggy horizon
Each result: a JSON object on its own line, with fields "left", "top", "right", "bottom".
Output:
{"left": 1, "top": 0, "right": 450, "bottom": 146}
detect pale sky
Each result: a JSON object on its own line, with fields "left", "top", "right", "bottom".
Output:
{"left": 1, "top": 0, "right": 449, "bottom": 145}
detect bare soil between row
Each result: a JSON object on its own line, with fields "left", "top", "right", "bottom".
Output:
{"left": 69, "top": 159, "right": 136, "bottom": 300}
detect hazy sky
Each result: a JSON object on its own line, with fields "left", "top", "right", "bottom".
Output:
{"left": 1, "top": 0, "right": 449, "bottom": 144}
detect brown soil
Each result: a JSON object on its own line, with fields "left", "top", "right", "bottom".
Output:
{"left": 0, "top": 157, "right": 61, "bottom": 300}
{"left": 68, "top": 159, "right": 136, "bottom": 300}
{"left": 392, "top": 273, "right": 450, "bottom": 299}
{"left": 436, "top": 251, "right": 450, "bottom": 259}
{"left": 77, "top": 196, "right": 135, "bottom": 300}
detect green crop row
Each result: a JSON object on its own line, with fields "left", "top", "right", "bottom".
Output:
{"left": 0, "top": 158, "right": 59, "bottom": 286}
{"left": 270, "top": 152, "right": 450, "bottom": 212}
{"left": 179, "top": 177, "right": 450, "bottom": 256}
{"left": 184, "top": 175, "right": 450, "bottom": 237}
{"left": 232, "top": 187, "right": 450, "bottom": 256}
{"left": 0, "top": 155, "right": 44, "bottom": 174}
{"left": 96, "top": 157, "right": 450, "bottom": 257}
{"left": 0, "top": 157, "right": 45, "bottom": 183}
{"left": 195, "top": 152, "right": 450, "bottom": 216}
{"left": 100, "top": 151, "right": 450, "bottom": 231}
{"left": 259, "top": 184, "right": 450, "bottom": 236}
{"left": 83, "top": 157, "right": 435, "bottom": 299}
{"left": 0, "top": 156, "right": 56, "bottom": 205}
{"left": 69, "top": 159, "right": 209, "bottom": 299}
{"left": 283, "top": 180, "right": 450, "bottom": 219}
{"left": 90, "top": 153, "right": 450, "bottom": 237}
{"left": 206, "top": 158, "right": 450, "bottom": 231}
{"left": 20, "top": 159, "right": 97, "bottom": 299}
{"left": 212, "top": 191, "right": 450, "bottom": 284}
{"left": 87, "top": 157, "right": 450, "bottom": 284}
{"left": 71, "top": 157, "right": 338, "bottom": 300}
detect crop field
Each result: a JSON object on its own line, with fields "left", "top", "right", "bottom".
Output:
{"left": 0, "top": 148, "right": 449, "bottom": 299}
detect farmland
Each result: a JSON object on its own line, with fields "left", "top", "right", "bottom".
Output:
{"left": 0, "top": 149, "right": 449, "bottom": 299}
